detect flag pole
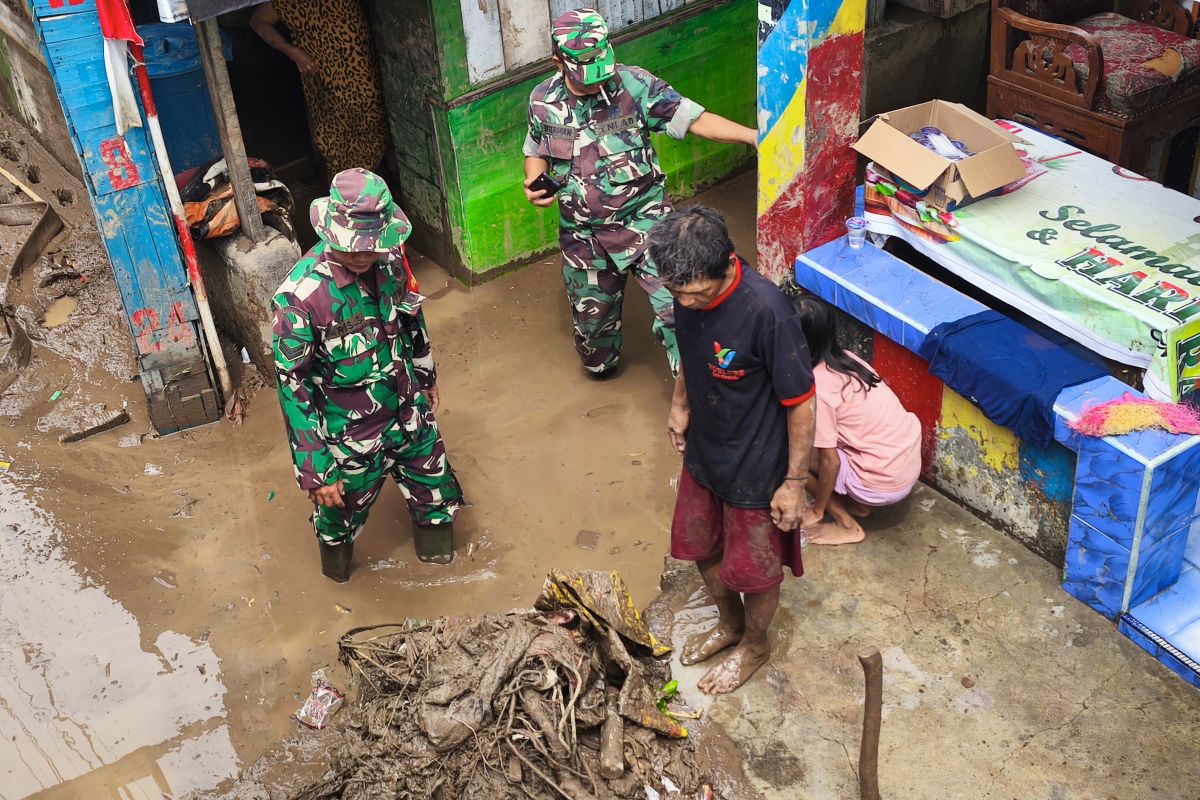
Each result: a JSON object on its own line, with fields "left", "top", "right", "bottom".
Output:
{"left": 128, "top": 39, "right": 234, "bottom": 406}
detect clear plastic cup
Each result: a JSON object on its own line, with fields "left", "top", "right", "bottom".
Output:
{"left": 846, "top": 216, "right": 867, "bottom": 249}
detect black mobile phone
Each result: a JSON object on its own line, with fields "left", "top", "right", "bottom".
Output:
{"left": 529, "top": 171, "right": 564, "bottom": 195}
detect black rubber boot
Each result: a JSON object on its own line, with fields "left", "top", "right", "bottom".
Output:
{"left": 585, "top": 364, "right": 619, "bottom": 381}
{"left": 319, "top": 540, "right": 353, "bottom": 583}
{"left": 414, "top": 524, "right": 454, "bottom": 564}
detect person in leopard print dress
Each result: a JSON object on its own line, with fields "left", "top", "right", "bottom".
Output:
{"left": 250, "top": 0, "right": 388, "bottom": 178}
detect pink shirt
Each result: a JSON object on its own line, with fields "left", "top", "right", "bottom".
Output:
{"left": 813, "top": 354, "right": 922, "bottom": 493}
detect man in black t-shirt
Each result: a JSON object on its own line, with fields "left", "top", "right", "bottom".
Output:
{"left": 648, "top": 206, "right": 816, "bottom": 695}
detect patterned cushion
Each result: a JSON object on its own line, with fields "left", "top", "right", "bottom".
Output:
{"left": 1065, "top": 12, "right": 1200, "bottom": 116}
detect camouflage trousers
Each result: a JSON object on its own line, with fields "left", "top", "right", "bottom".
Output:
{"left": 312, "top": 417, "right": 463, "bottom": 545}
{"left": 560, "top": 220, "right": 679, "bottom": 376}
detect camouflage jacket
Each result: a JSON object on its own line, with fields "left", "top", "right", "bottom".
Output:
{"left": 272, "top": 243, "right": 435, "bottom": 490}
{"left": 524, "top": 65, "right": 704, "bottom": 229}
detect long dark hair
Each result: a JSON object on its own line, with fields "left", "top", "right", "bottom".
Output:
{"left": 794, "top": 295, "right": 880, "bottom": 393}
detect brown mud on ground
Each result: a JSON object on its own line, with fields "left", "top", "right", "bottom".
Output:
{"left": 0, "top": 161, "right": 756, "bottom": 799}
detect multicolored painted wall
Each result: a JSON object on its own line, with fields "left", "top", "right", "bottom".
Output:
{"left": 839, "top": 315, "right": 1076, "bottom": 563}
{"left": 892, "top": 337, "right": 1076, "bottom": 562}
{"left": 756, "top": 0, "right": 864, "bottom": 281}
{"left": 372, "top": 0, "right": 756, "bottom": 280}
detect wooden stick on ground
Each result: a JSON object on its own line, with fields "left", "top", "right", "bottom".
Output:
{"left": 599, "top": 687, "right": 624, "bottom": 780}
{"left": 858, "top": 648, "right": 883, "bottom": 800}
{"left": 58, "top": 410, "right": 131, "bottom": 443}
{"left": 0, "top": 164, "right": 45, "bottom": 204}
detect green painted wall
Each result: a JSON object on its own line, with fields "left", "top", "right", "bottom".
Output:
{"left": 373, "top": 0, "right": 756, "bottom": 279}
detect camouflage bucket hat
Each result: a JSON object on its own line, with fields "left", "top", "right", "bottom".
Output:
{"left": 310, "top": 168, "right": 412, "bottom": 253}
{"left": 552, "top": 8, "right": 615, "bottom": 86}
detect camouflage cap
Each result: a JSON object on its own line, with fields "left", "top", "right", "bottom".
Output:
{"left": 551, "top": 8, "right": 615, "bottom": 87}
{"left": 310, "top": 168, "right": 412, "bottom": 253}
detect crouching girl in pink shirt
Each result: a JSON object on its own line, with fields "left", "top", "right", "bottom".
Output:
{"left": 795, "top": 296, "right": 922, "bottom": 545}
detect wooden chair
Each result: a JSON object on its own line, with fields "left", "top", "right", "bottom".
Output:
{"left": 987, "top": 0, "right": 1200, "bottom": 175}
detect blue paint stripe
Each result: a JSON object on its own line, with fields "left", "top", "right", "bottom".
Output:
{"left": 1018, "top": 439, "right": 1076, "bottom": 507}
{"left": 757, "top": 0, "right": 846, "bottom": 133}
{"left": 40, "top": 9, "right": 100, "bottom": 44}
{"left": 757, "top": 0, "right": 807, "bottom": 132}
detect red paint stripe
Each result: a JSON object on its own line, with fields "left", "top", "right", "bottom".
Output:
{"left": 128, "top": 44, "right": 158, "bottom": 117}
{"left": 871, "top": 332, "right": 942, "bottom": 481}
{"left": 757, "top": 31, "right": 864, "bottom": 281}
{"left": 171, "top": 214, "right": 205, "bottom": 298}
{"left": 129, "top": 44, "right": 205, "bottom": 300}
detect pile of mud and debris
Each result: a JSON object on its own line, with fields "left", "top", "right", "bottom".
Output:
{"left": 0, "top": 108, "right": 136, "bottom": 424}
{"left": 290, "top": 571, "right": 715, "bottom": 800}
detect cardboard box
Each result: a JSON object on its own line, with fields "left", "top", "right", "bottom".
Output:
{"left": 853, "top": 100, "right": 1026, "bottom": 211}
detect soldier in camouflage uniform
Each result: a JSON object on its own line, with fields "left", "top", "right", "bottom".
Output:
{"left": 523, "top": 8, "right": 757, "bottom": 379}
{"left": 273, "top": 169, "right": 464, "bottom": 582}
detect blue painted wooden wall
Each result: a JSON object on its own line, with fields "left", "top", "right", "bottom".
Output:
{"left": 30, "top": 0, "right": 220, "bottom": 433}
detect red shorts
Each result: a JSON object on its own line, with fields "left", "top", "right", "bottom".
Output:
{"left": 670, "top": 467, "right": 803, "bottom": 594}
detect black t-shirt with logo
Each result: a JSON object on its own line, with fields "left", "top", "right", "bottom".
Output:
{"left": 677, "top": 259, "right": 815, "bottom": 508}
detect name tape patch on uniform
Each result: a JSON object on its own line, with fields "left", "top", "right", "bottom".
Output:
{"left": 544, "top": 123, "right": 576, "bottom": 140}
{"left": 593, "top": 114, "right": 639, "bottom": 137}
{"left": 326, "top": 312, "right": 369, "bottom": 340}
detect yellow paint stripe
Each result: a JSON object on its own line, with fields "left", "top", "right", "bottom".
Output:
{"left": 758, "top": 74, "right": 807, "bottom": 214}
{"left": 757, "top": 0, "right": 865, "bottom": 214}
{"left": 939, "top": 387, "right": 1019, "bottom": 473}
{"left": 829, "top": 0, "right": 867, "bottom": 37}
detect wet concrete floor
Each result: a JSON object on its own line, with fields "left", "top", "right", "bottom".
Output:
{"left": 664, "top": 488, "right": 1200, "bottom": 798}
{"left": 0, "top": 172, "right": 755, "bottom": 798}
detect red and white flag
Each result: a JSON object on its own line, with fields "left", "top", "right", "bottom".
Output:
{"left": 97, "top": 0, "right": 143, "bottom": 136}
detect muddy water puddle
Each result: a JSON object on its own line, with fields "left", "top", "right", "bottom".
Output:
{"left": 0, "top": 173, "right": 757, "bottom": 797}
{"left": 40, "top": 296, "right": 76, "bottom": 328}
{"left": 1, "top": 372, "right": 679, "bottom": 796}
{"left": 0, "top": 475, "right": 239, "bottom": 798}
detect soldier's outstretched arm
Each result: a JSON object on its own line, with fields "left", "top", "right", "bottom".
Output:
{"left": 687, "top": 112, "right": 758, "bottom": 148}
{"left": 272, "top": 297, "right": 338, "bottom": 492}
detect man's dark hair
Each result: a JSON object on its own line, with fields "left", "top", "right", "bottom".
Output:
{"left": 648, "top": 206, "right": 735, "bottom": 286}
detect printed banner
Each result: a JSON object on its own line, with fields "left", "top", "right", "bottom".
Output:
{"left": 1170, "top": 318, "right": 1200, "bottom": 402}
{"left": 865, "top": 122, "right": 1200, "bottom": 402}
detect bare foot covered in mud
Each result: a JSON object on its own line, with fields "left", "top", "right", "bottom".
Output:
{"left": 697, "top": 641, "right": 771, "bottom": 695}
{"left": 805, "top": 519, "right": 866, "bottom": 545}
{"left": 681, "top": 621, "right": 744, "bottom": 666}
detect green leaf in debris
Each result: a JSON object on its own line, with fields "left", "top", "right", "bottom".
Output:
{"left": 655, "top": 679, "right": 679, "bottom": 714}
